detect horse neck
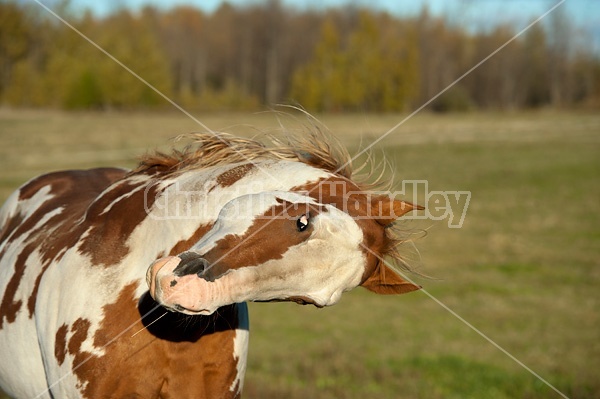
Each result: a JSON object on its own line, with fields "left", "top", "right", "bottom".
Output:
{"left": 125, "top": 160, "right": 333, "bottom": 280}
{"left": 147, "top": 159, "right": 334, "bottom": 221}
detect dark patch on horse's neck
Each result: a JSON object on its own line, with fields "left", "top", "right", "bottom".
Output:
{"left": 137, "top": 292, "right": 238, "bottom": 342}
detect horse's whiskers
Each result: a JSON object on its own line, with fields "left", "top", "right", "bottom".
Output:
{"left": 130, "top": 311, "right": 168, "bottom": 338}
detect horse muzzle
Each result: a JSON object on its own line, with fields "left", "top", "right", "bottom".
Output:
{"left": 146, "top": 254, "right": 227, "bottom": 315}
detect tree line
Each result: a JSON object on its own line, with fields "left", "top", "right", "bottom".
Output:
{"left": 1, "top": 0, "right": 598, "bottom": 112}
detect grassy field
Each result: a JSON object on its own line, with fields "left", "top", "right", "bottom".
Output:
{"left": 0, "top": 109, "right": 598, "bottom": 398}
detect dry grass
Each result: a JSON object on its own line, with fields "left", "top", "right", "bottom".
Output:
{"left": 0, "top": 109, "right": 598, "bottom": 398}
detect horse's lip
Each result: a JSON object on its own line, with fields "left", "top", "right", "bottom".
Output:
{"left": 170, "top": 304, "right": 213, "bottom": 315}
{"left": 255, "top": 295, "right": 322, "bottom": 307}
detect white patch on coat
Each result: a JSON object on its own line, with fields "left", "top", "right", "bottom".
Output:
{"left": 229, "top": 302, "right": 249, "bottom": 394}
{"left": 0, "top": 245, "right": 63, "bottom": 398}
{"left": 98, "top": 175, "right": 153, "bottom": 216}
{"left": 0, "top": 185, "right": 54, "bottom": 251}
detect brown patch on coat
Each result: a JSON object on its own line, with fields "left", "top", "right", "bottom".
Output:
{"left": 55, "top": 324, "right": 69, "bottom": 365}
{"left": 0, "top": 243, "right": 30, "bottom": 328}
{"left": 168, "top": 223, "right": 213, "bottom": 256}
{"left": 53, "top": 318, "right": 93, "bottom": 369}
{"left": 68, "top": 318, "right": 91, "bottom": 355}
{"left": 216, "top": 163, "right": 255, "bottom": 188}
{"left": 77, "top": 176, "right": 163, "bottom": 267}
{"left": 67, "top": 283, "right": 243, "bottom": 398}
{"left": 17, "top": 168, "right": 126, "bottom": 201}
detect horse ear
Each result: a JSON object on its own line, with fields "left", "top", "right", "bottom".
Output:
{"left": 371, "top": 196, "right": 424, "bottom": 226}
{"left": 361, "top": 261, "right": 421, "bottom": 295}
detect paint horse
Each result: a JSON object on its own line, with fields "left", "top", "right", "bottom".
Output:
{"left": 0, "top": 129, "right": 421, "bottom": 398}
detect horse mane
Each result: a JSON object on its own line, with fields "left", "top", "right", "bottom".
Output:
{"left": 133, "top": 128, "right": 353, "bottom": 180}
{"left": 132, "top": 117, "right": 416, "bottom": 274}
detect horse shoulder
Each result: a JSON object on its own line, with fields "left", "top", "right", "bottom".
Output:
{"left": 57, "top": 284, "right": 248, "bottom": 398}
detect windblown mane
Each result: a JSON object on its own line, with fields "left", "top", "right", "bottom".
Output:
{"left": 133, "top": 122, "right": 416, "bottom": 274}
{"left": 134, "top": 127, "right": 355, "bottom": 179}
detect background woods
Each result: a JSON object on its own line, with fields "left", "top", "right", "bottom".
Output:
{"left": 1, "top": 0, "right": 599, "bottom": 112}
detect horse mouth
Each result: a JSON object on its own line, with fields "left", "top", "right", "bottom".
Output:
{"left": 170, "top": 303, "right": 213, "bottom": 316}
{"left": 255, "top": 296, "right": 322, "bottom": 307}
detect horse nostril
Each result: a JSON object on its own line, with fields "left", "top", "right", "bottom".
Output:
{"left": 195, "top": 258, "right": 209, "bottom": 277}
{"left": 173, "top": 252, "right": 209, "bottom": 277}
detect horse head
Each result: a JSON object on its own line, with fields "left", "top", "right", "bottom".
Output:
{"left": 147, "top": 178, "right": 422, "bottom": 315}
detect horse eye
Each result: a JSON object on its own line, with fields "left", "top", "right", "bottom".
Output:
{"left": 296, "top": 214, "right": 309, "bottom": 232}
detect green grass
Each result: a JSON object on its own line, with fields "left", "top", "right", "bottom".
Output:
{"left": 0, "top": 109, "right": 598, "bottom": 398}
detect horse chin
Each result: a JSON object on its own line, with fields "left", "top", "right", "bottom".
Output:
{"left": 286, "top": 296, "right": 324, "bottom": 307}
